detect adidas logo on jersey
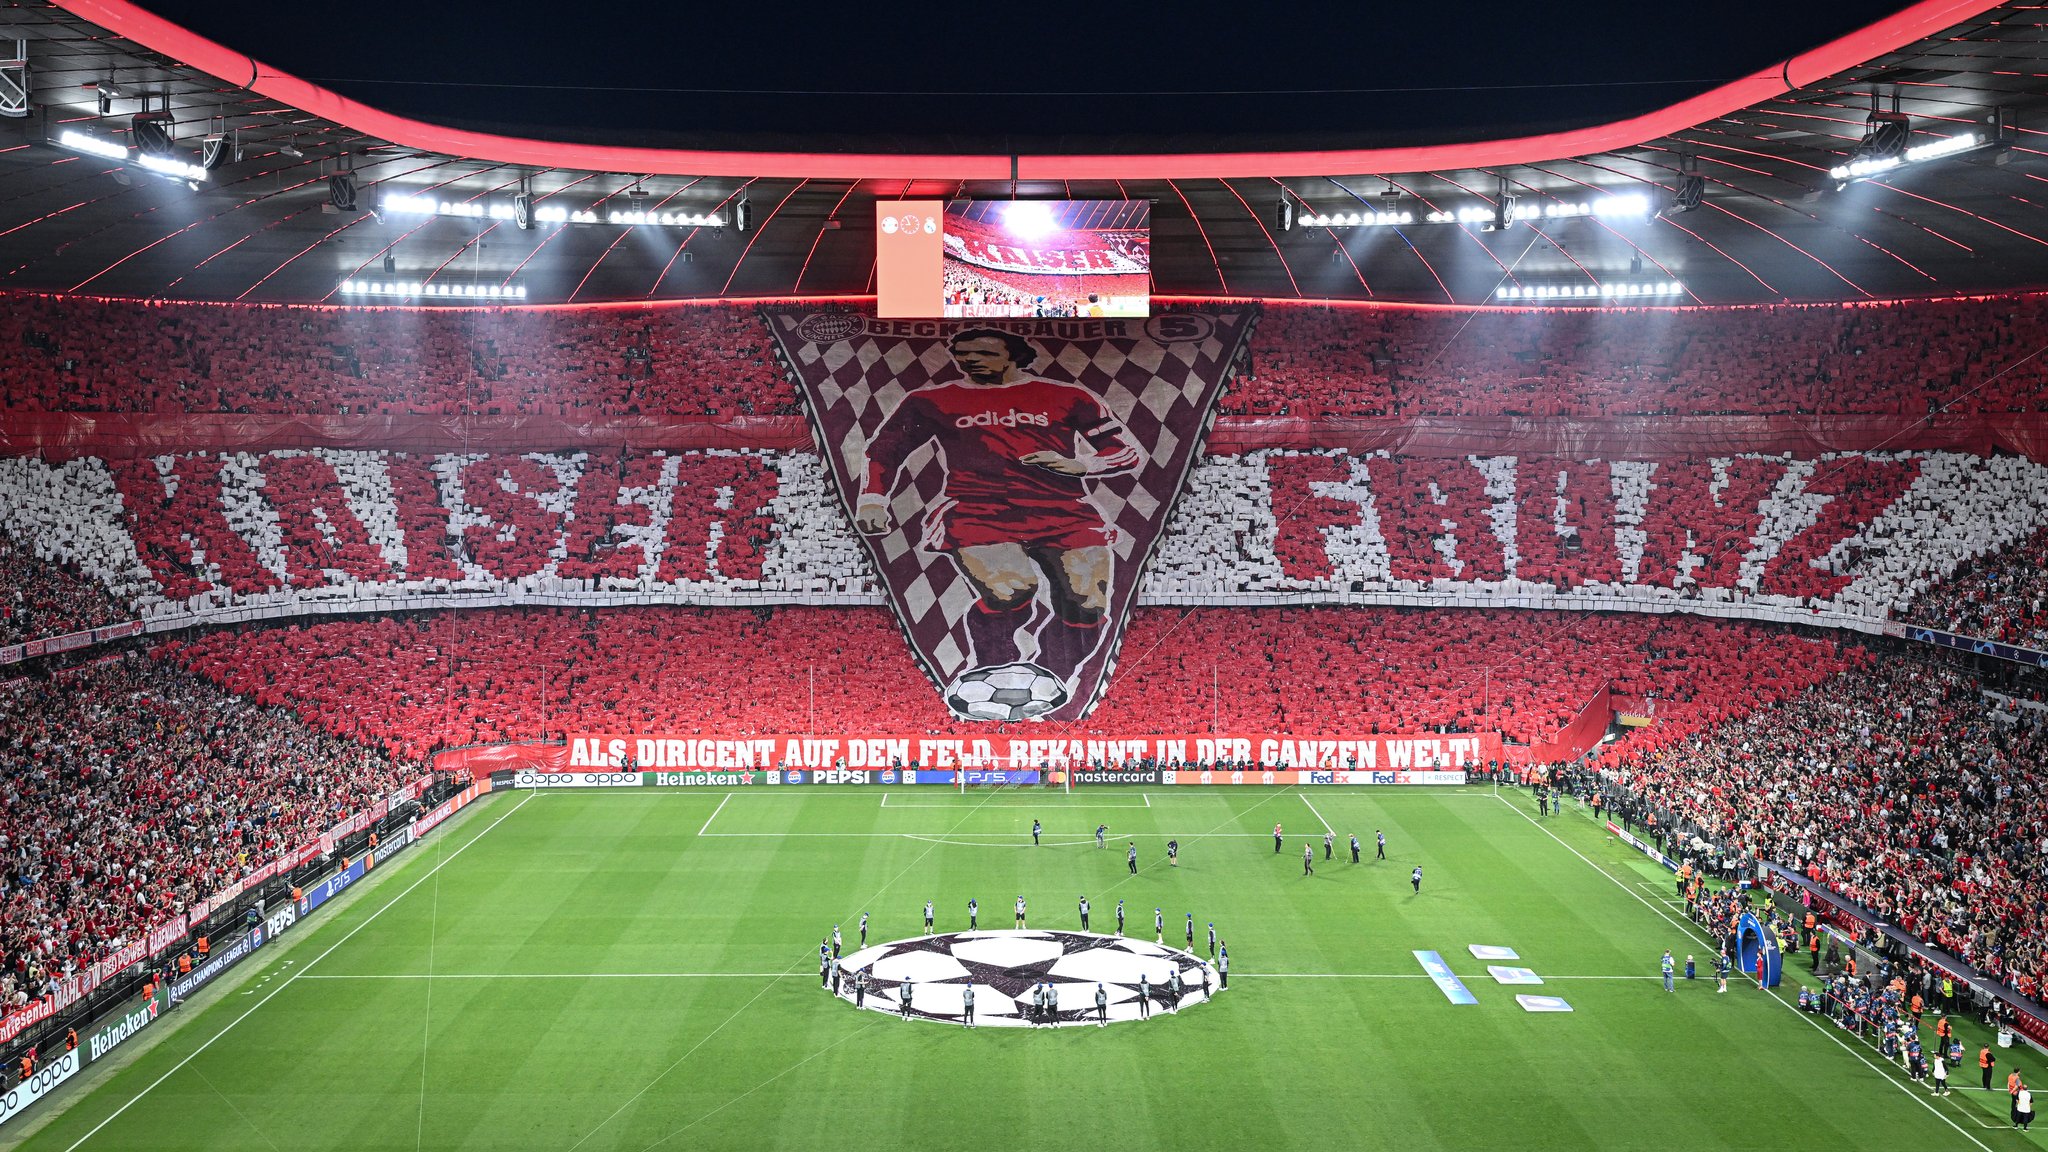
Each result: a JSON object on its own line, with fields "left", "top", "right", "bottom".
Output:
{"left": 954, "top": 409, "right": 1051, "bottom": 429}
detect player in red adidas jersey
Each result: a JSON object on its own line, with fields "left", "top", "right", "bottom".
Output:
{"left": 853, "top": 328, "right": 1142, "bottom": 684}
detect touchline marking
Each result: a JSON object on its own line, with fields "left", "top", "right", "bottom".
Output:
{"left": 696, "top": 792, "right": 732, "bottom": 835}
{"left": 1301, "top": 793, "right": 1335, "bottom": 836}
{"left": 60, "top": 791, "right": 536, "bottom": 1152}
{"left": 1493, "top": 794, "right": 1997, "bottom": 1152}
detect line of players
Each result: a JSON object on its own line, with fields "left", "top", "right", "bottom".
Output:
{"left": 815, "top": 898, "right": 1229, "bottom": 1025}
{"left": 835, "top": 963, "right": 1210, "bottom": 1028}
{"left": 821, "top": 901, "right": 1230, "bottom": 963}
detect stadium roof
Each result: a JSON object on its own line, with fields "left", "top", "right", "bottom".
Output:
{"left": 0, "top": 0, "right": 2041, "bottom": 306}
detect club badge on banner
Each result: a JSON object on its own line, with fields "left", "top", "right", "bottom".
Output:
{"left": 764, "top": 310, "right": 1254, "bottom": 723}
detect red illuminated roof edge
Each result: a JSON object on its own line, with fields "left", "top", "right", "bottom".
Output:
{"left": 5, "top": 288, "right": 2042, "bottom": 316}
{"left": 57, "top": 0, "right": 2003, "bottom": 179}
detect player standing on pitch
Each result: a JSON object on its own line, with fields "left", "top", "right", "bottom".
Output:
{"left": 853, "top": 329, "right": 1142, "bottom": 691}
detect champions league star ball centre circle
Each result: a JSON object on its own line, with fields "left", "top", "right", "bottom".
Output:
{"left": 835, "top": 930, "right": 1220, "bottom": 1028}
{"left": 944, "top": 662, "right": 1069, "bottom": 721}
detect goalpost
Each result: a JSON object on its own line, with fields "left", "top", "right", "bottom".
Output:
{"left": 953, "top": 759, "right": 1073, "bottom": 794}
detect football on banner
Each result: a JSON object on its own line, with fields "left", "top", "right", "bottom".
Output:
{"left": 945, "top": 663, "right": 1069, "bottom": 721}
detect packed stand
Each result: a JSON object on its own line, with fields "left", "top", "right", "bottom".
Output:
{"left": 0, "top": 539, "right": 130, "bottom": 645}
{"left": 0, "top": 650, "right": 414, "bottom": 1006}
{"left": 1223, "top": 296, "right": 2048, "bottom": 419}
{"left": 1901, "top": 523, "right": 2048, "bottom": 648}
{"left": 157, "top": 606, "right": 1846, "bottom": 762}
{"left": 1599, "top": 657, "right": 2048, "bottom": 1000}
{"left": 6, "top": 293, "right": 2048, "bottom": 422}
{"left": 0, "top": 296, "right": 795, "bottom": 419}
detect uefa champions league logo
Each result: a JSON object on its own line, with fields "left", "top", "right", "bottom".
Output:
{"left": 832, "top": 930, "right": 1219, "bottom": 1028}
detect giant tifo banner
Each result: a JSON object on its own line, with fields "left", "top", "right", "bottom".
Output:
{"left": 4, "top": 446, "right": 2048, "bottom": 643}
{"left": 562, "top": 732, "right": 1498, "bottom": 770}
{"left": 763, "top": 311, "right": 1255, "bottom": 722}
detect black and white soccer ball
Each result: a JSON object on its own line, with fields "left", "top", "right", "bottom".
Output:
{"left": 945, "top": 662, "right": 1069, "bottom": 721}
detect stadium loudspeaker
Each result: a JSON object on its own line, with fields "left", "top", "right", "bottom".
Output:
{"left": 1670, "top": 174, "right": 1705, "bottom": 214}
{"left": 734, "top": 197, "right": 752, "bottom": 233}
{"left": 1275, "top": 199, "right": 1294, "bottom": 233}
{"left": 513, "top": 193, "right": 533, "bottom": 230}
{"left": 131, "top": 111, "right": 175, "bottom": 154}
{"left": 328, "top": 173, "right": 358, "bottom": 212}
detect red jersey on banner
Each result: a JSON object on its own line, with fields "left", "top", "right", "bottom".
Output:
{"left": 857, "top": 376, "right": 1140, "bottom": 551}
{"left": 767, "top": 310, "right": 1253, "bottom": 722}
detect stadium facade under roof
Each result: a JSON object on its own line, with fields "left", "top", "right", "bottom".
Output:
{"left": 0, "top": 0, "right": 2042, "bottom": 306}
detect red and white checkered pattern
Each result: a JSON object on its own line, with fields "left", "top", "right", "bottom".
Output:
{"left": 766, "top": 311, "right": 1254, "bottom": 721}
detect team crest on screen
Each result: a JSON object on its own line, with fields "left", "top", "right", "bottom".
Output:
{"left": 765, "top": 309, "right": 1253, "bottom": 721}
{"left": 832, "top": 930, "right": 1219, "bottom": 1028}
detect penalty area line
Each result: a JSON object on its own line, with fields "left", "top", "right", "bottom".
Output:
{"left": 1300, "top": 793, "right": 1334, "bottom": 837}
{"left": 697, "top": 792, "right": 732, "bottom": 836}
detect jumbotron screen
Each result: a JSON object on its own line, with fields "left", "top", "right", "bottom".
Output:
{"left": 876, "top": 199, "right": 1151, "bottom": 319}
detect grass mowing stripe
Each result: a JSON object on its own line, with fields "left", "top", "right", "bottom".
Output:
{"left": 561, "top": 781, "right": 1022, "bottom": 1152}
{"left": 56, "top": 790, "right": 535, "bottom": 1152}
{"left": 630, "top": 1020, "right": 887, "bottom": 1152}
{"left": 1492, "top": 793, "right": 2000, "bottom": 1152}
{"left": 291, "top": 970, "right": 1659, "bottom": 980}
{"left": 189, "top": 1065, "right": 283, "bottom": 1152}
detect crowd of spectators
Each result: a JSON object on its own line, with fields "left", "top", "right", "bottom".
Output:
{"left": 0, "top": 650, "right": 413, "bottom": 1006}
{"left": 156, "top": 606, "right": 1846, "bottom": 761}
{"left": 1901, "top": 524, "right": 2048, "bottom": 648}
{"left": 1226, "top": 296, "right": 2048, "bottom": 418}
{"left": 0, "top": 296, "right": 794, "bottom": 419}
{"left": 6, "top": 292, "right": 2048, "bottom": 421}
{"left": 1599, "top": 657, "right": 2048, "bottom": 1001}
{"left": 0, "top": 542, "right": 130, "bottom": 646}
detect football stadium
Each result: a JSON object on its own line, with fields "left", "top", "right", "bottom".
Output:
{"left": 6, "top": 1, "right": 2048, "bottom": 1149}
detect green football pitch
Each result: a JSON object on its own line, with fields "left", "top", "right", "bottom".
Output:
{"left": 8, "top": 784, "right": 2045, "bottom": 1152}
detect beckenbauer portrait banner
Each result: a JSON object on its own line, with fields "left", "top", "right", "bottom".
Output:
{"left": 764, "top": 310, "right": 1254, "bottom": 723}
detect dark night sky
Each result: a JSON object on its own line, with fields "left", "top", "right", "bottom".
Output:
{"left": 133, "top": 0, "right": 1913, "bottom": 153}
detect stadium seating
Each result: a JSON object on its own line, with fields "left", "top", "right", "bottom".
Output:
{"left": 1230, "top": 297, "right": 2048, "bottom": 418}
{"left": 155, "top": 606, "right": 1848, "bottom": 761}
{"left": 0, "top": 652, "right": 411, "bottom": 1000}
{"left": 0, "top": 540, "right": 129, "bottom": 646}
{"left": 4, "top": 293, "right": 2048, "bottom": 419}
{"left": 0, "top": 296, "right": 794, "bottom": 418}
{"left": 1603, "top": 657, "right": 2048, "bottom": 1000}
{"left": 1902, "top": 523, "right": 2048, "bottom": 648}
